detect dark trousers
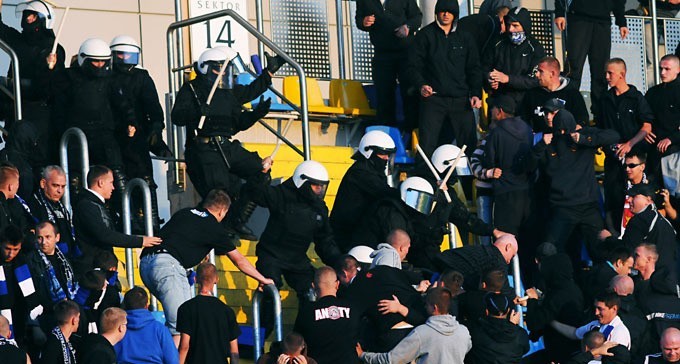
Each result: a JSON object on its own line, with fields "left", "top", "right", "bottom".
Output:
{"left": 547, "top": 202, "right": 605, "bottom": 262}
{"left": 493, "top": 189, "right": 531, "bottom": 236}
{"left": 372, "top": 51, "right": 418, "bottom": 130}
{"left": 418, "top": 95, "right": 477, "bottom": 158}
{"left": 603, "top": 156, "right": 626, "bottom": 233}
{"left": 565, "top": 19, "right": 611, "bottom": 116}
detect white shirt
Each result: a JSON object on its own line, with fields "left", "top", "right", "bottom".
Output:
{"left": 575, "top": 316, "right": 631, "bottom": 349}
{"left": 86, "top": 188, "right": 105, "bottom": 203}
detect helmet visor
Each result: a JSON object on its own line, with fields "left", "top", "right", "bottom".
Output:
{"left": 403, "top": 188, "right": 436, "bottom": 215}
{"left": 206, "top": 61, "right": 234, "bottom": 89}
{"left": 442, "top": 156, "right": 472, "bottom": 176}
{"left": 112, "top": 51, "right": 139, "bottom": 66}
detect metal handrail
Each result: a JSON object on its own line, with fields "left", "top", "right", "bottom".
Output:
{"left": 0, "top": 39, "right": 22, "bottom": 122}
{"left": 335, "top": 0, "right": 346, "bottom": 79}
{"left": 59, "top": 128, "right": 90, "bottom": 214}
{"left": 121, "top": 178, "right": 153, "bottom": 289}
{"left": 512, "top": 255, "right": 523, "bottom": 327}
{"left": 166, "top": 10, "right": 312, "bottom": 187}
{"left": 252, "top": 284, "right": 283, "bottom": 362}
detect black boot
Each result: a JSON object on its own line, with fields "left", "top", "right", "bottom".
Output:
{"left": 228, "top": 199, "right": 258, "bottom": 241}
{"left": 143, "top": 176, "right": 164, "bottom": 233}
{"left": 110, "top": 167, "right": 128, "bottom": 223}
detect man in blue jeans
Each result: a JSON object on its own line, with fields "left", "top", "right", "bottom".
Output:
{"left": 140, "top": 189, "right": 273, "bottom": 346}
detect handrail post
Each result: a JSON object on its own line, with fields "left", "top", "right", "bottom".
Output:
{"left": 0, "top": 39, "right": 22, "bottom": 122}
{"left": 121, "top": 178, "right": 154, "bottom": 290}
{"left": 59, "top": 128, "right": 90, "bottom": 214}
{"left": 252, "top": 284, "right": 283, "bottom": 362}
{"left": 335, "top": 0, "right": 346, "bottom": 79}
{"left": 512, "top": 255, "right": 523, "bottom": 327}
{"left": 651, "top": 0, "right": 660, "bottom": 85}
{"left": 256, "top": 0, "right": 265, "bottom": 62}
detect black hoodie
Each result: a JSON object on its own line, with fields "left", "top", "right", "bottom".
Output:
{"left": 466, "top": 316, "right": 530, "bottom": 364}
{"left": 597, "top": 84, "right": 655, "bottom": 142}
{"left": 519, "top": 76, "right": 590, "bottom": 132}
{"left": 0, "top": 122, "right": 40, "bottom": 198}
{"left": 480, "top": 116, "right": 535, "bottom": 194}
{"left": 532, "top": 110, "right": 620, "bottom": 206}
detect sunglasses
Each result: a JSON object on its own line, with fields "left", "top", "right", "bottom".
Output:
{"left": 625, "top": 163, "right": 643, "bottom": 169}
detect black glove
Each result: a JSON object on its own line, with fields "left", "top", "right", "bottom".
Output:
{"left": 200, "top": 103, "right": 211, "bottom": 116}
{"left": 265, "top": 52, "right": 286, "bottom": 73}
{"left": 252, "top": 96, "right": 272, "bottom": 120}
{"left": 147, "top": 122, "right": 164, "bottom": 145}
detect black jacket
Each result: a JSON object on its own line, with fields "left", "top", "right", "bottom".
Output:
{"left": 635, "top": 267, "right": 680, "bottom": 346}
{"left": 622, "top": 205, "right": 678, "bottom": 277}
{"left": 525, "top": 254, "right": 585, "bottom": 363}
{"left": 645, "top": 78, "right": 680, "bottom": 156}
{"left": 466, "top": 316, "right": 530, "bottom": 364}
{"left": 457, "top": 14, "right": 503, "bottom": 58}
{"left": 27, "top": 189, "right": 76, "bottom": 254}
{"left": 519, "top": 76, "right": 589, "bottom": 132}
{"left": 0, "top": 121, "right": 39, "bottom": 198}
{"left": 409, "top": 21, "right": 482, "bottom": 98}
{"left": 533, "top": 111, "right": 620, "bottom": 206}
{"left": 618, "top": 294, "right": 650, "bottom": 362}
{"left": 77, "top": 333, "right": 116, "bottom": 364}
{"left": 435, "top": 245, "right": 510, "bottom": 293}
{"left": 355, "top": 0, "right": 422, "bottom": 53}
{"left": 555, "top": 0, "right": 627, "bottom": 27}
{"left": 352, "top": 197, "right": 414, "bottom": 250}
{"left": 73, "top": 190, "right": 142, "bottom": 269}
{"left": 597, "top": 85, "right": 655, "bottom": 142}
{"left": 250, "top": 179, "right": 340, "bottom": 266}
{"left": 480, "top": 116, "right": 535, "bottom": 194}
{"left": 482, "top": 34, "right": 544, "bottom": 105}
{"left": 564, "top": 344, "right": 631, "bottom": 364}
{"left": 330, "top": 157, "right": 399, "bottom": 251}
{"left": 0, "top": 192, "right": 30, "bottom": 233}
{"left": 171, "top": 71, "right": 271, "bottom": 140}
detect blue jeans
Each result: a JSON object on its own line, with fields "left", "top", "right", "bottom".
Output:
{"left": 140, "top": 253, "right": 192, "bottom": 335}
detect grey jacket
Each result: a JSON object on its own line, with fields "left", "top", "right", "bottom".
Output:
{"left": 361, "top": 314, "right": 472, "bottom": 364}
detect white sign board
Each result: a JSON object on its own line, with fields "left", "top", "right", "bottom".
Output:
{"left": 188, "top": 0, "right": 250, "bottom": 62}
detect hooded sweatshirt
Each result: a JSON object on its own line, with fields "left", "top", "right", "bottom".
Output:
{"left": 532, "top": 110, "right": 620, "bottom": 206}
{"left": 361, "top": 314, "right": 472, "bottom": 364}
{"left": 481, "top": 116, "right": 535, "bottom": 194}
{"left": 467, "top": 316, "right": 530, "bottom": 364}
{"left": 114, "top": 309, "right": 179, "bottom": 364}
{"left": 458, "top": 0, "right": 511, "bottom": 57}
{"left": 370, "top": 243, "right": 402, "bottom": 269}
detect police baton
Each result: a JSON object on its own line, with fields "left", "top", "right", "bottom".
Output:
{"left": 415, "top": 144, "right": 452, "bottom": 203}
{"left": 48, "top": 7, "right": 69, "bottom": 70}
{"left": 197, "top": 58, "right": 230, "bottom": 130}
{"left": 439, "top": 145, "right": 467, "bottom": 192}
{"left": 263, "top": 118, "right": 294, "bottom": 170}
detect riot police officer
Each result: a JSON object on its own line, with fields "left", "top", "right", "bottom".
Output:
{"left": 171, "top": 47, "right": 284, "bottom": 240}
{"left": 52, "top": 38, "right": 135, "bottom": 202}
{"left": 330, "top": 130, "right": 399, "bottom": 252}
{"left": 110, "top": 35, "right": 171, "bottom": 231}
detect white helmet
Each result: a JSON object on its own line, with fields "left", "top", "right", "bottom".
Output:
{"left": 358, "top": 130, "right": 396, "bottom": 159}
{"left": 400, "top": 176, "right": 436, "bottom": 214}
{"left": 77, "top": 38, "right": 112, "bottom": 66}
{"left": 293, "top": 160, "right": 329, "bottom": 188}
{"left": 16, "top": 0, "right": 54, "bottom": 29}
{"left": 213, "top": 46, "right": 245, "bottom": 73}
{"left": 196, "top": 48, "right": 236, "bottom": 75}
{"left": 110, "top": 35, "right": 141, "bottom": 68}
{"left": 431, "top": 144, "right": 472, "bottom": 176}
{"left": 348, "top": 245, "right": 374, "bottom": 264}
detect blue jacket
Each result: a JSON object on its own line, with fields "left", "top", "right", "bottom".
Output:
{"left": 114, "top": 309, "right": 179, "bottom": 364}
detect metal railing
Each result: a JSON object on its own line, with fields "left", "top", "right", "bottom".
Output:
{"left": 166, "top": 10, "right": 312, "bottom": 189}
{"left": 512, "top": 255, "right": 523, "bottom": 326}
{"left": 121, "top": 179, "right": 153, "bottom": 288}
{"left": 0, "top": 39, "right": 22, "bottom": 122}
{"left": 252, "top": 284, "right": 283, "bottom": 362}
{"left": 59, "top": 128, "right": 90, "bottom": 214}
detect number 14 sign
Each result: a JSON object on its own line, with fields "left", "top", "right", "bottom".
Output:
{"left": 188, "top": 0, "right": 251, "bottom": 62}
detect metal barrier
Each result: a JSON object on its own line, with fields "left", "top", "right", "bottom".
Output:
{"left": 252, "top": 284, "right": 284, "bottom": 362}
{"left": 512, "top": 255, "right": 523, "bottom": 326}
{"left": 0, "top": 39, "right": 22, "bottom": 122}
{"left": 59, "top": 128, "right": 90, "bottom": 214}
{"left": 166, "top": 10, "right": 312, "bottom": 190}
{"left": 121, "top": 178, "right": 153, "bottom": 288}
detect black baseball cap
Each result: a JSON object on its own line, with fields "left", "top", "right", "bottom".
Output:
{"left": 628, "top": 183, "right": 656, "bottom": 198}
{"left": 487, "top": 94, "right": 516, "bottom": 114}
{"left": 542, "top": 98, "right": 566, "bottom": 113}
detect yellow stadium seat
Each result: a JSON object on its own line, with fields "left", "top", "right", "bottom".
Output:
{"left": 329, "top": 79, "right": 376, "bottom": 116}
{"left": 282, "top": 76, "right": 345, "bottom": 115}
{"left": 595, "top": 147, "right": 605, "bottom": 173}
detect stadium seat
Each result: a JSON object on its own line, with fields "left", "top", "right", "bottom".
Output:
{"left": 282, "top": 76, "right": 345, "bottom": 115}
{"left": 329, "top": 79, "right": 376, "bottom": 116}
{"left": 235, "top": 73, "right": 295, "bottom": 112}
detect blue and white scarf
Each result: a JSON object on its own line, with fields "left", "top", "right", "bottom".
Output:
{"left": 36, "top": 247, "right": 78, "bottom": 303}
{"left": 0, "top": 263, "right": 38, "bottom": 339}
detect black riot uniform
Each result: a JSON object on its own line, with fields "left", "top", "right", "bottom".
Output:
{"left": 329, "top": 154, "right": 399, "bottom": 252}
{"left": 0, "top": 11, "right": 66, "bottom": 170}
{"left": 171, "top": 68, "right": 272, "bottom": 238}
{"left": 112, "top": 64, "right": 169, "bottom": 230}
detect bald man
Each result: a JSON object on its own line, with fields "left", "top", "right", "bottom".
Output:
{"left": 435, "top": 234, "right": 518, "bottom": 293}
{"left": 0, "top": 315, "right": 31, "bottom": 364}
{"left": 609, "top": 274, "right": 647, "bottom": 361}
{"left": 294, "top": 266, "right": 359, "bottom": 364}
{"left": 646, "top": 328, "right": 680, "bottom": 363}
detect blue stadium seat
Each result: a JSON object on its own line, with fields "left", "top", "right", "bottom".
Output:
{"left": 365, "top": 125, "right": 414, "bottom": 164}
{"left": 235, "top": 73, "right": 295, "bottom": 112}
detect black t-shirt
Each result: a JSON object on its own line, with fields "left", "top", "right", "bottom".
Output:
{"left": 77, "top": 333, "right": 116, "bottom": 364}
{"left": 294, "top": 295, "right": 360, "bottom": 364}
{"left": 0, "top": 339, "right": 26, "bottom": 364}
{"left": 177, "top": 295, "right": 240, "bottom": 364}
{"left": 146, "top": 208, "right": 235, "bottom": 267}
